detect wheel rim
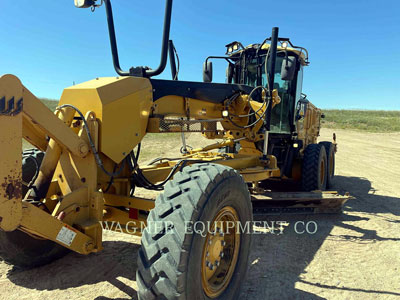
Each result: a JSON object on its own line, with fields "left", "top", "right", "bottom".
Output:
{"left": 329, "top": 152, "right": 334, "bottom": 177}
{"left": 201, "top": 206, "right": 240, "bottom": 298}
{"left": 320, "top": 159, "right": 325, "bottom": 186}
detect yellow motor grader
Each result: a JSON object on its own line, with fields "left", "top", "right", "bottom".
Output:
{"left": 0, "top": 0, "right": 349, "bottom": 299}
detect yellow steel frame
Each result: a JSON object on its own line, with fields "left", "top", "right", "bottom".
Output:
{"left": 0, "top": 74, "right": 282, "bottom": 256}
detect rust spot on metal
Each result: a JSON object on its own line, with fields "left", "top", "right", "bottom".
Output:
{"left": 5, "top": 184, "right": 14, "bottom": 200}
{"left": 1, "top": 173, "right": 22, "bottom": 201}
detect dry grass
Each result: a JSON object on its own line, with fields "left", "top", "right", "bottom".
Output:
{"left": 321, "top": 109, "right": 400, "bottom": 132}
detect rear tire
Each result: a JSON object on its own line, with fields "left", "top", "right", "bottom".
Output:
{"left": 319, "top": 141, "right": 335, "bottom": 188}
{"left": 301, "top": 144, "right": 327, "bottom": 191}
{"left": 0, "top": 149, "right": 69, "bottom": 269}
{"left": 137, "top": 163, "right": 253, "bottom": 300}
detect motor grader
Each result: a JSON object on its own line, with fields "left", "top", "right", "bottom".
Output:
{"left": 0, "top": 0, "right": 349, "bottom": 299}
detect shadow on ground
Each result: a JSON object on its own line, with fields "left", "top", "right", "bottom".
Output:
{"left": 244, "top": 175, "right": 400, "bottom": 299}
{"left": 5, "top": 176, "right": 400, "bottom": 300}
{"left": 6, "top": 239, "right": 140, "bottom": 300}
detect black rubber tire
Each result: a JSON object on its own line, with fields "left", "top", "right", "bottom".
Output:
{"left": 137, "top": 163, "right": 253, "bottom": 300}
{"left": 319, "top": 141, "right": 335, "bottom": 188}
{"left": 21, "top": 148, "right": 44, "bottom": 196}
{"left": 0, "top": 149, "right": 69, "bottom": 269}
{"left": 301, "top": 143, "right": 328, "bottom": 191}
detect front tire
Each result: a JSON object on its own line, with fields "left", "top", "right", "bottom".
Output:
{"left": 137, "top": 163, "right": 253, "bottom": 300}
{"left": 301, "top": 144, "right": 328, "bottom": 191}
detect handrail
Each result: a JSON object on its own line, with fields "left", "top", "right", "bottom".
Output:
{"left": 104, "top": 0, "right": 173, "bottom": 77}
{"left": 104, "top": 0, "right": 128, "bottom": 76}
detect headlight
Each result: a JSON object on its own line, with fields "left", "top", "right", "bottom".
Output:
{"left": 74, "top": 0, "right": 95, "bottom": 8}
{"left": 225, "top": 41, "right": 243, "bottom": 55}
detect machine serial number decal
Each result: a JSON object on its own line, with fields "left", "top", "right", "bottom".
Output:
{"left": 56, "top": 225, "right": 77, "bottom": 246}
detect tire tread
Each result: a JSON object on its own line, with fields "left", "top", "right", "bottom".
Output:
{"left": 137, "top": 163, "right": 249, "bottom": 300}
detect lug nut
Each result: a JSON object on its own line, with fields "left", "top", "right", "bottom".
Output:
{"left": 206, "top": 251, "right": 210, "bottom": 257}
{"left": 221, "top": 240, "right": 226, "bottom": 247}
{"left": 220, "top": 251, "right": 224, "bottom": 258}
{"left": 209, "top": 264, "right": 214, "bottom": 271}
{"left": 217, "top": 227, "right": 225, "bottom": 236}
{"left": 215, "top": 260, "right": 220, "bottom": 267}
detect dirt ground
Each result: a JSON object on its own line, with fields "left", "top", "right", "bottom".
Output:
{"left": 1, "top": 128, "right": 400, "bottom": 300}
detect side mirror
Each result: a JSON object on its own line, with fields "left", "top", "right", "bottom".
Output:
{"left": 281, "top": 56, "right": 296, "bottom": 81}
{"left": 296, "top": 98, "right": 309, "bottom": 120}
{"left": 227, "top": 63, "right": 234, "bottom": 83}
{"left": 74, "top": 0, "right": 95, "bottom": 8}
{"left": 203, "top": 61, "right": 213, "bottom": 83}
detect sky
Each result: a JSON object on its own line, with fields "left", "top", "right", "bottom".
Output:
{"left": 1, "top": 0, "right": 399, "bottom": 110}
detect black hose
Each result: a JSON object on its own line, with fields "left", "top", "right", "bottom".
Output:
{"left": 226, "top": 87, "right": 270, "bottom": 129}
{"left": 56, "top": 104, "right": 126, "bottom": 178}
{"left": 104, "top": 163, "right": 118, "bottom": 193}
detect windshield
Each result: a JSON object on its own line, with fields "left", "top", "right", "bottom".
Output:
{"left": 244, "top": 54, "right": 295, "bottom": 134}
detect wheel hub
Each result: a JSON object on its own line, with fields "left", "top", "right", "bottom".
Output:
{"left": 201, "top": 206, "right": 240, "bottom": 298}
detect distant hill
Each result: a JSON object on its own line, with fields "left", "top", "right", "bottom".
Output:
{"left": 39, "top": 98, "right": 58, "bottom": 111}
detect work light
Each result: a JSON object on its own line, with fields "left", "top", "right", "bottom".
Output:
{"left": 74, "top": 0, "right": 95, "bottom": 8}
{"left": 225, "top": 41, "right": 243, "bottom": 54}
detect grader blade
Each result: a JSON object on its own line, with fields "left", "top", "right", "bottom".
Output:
{"left": 252, "top": 191, "right": 352, "bottom": 215}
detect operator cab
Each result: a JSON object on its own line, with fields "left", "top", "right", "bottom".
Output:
{"left": 206, "top": 39, "right": 311, "bottom": 174}
{"left": 225, "top": 42, "right": 309, "bottom": 136}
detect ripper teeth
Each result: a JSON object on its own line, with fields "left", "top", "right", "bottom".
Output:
{"left": 0, "top": 97, "right": 23, "bottom": 116}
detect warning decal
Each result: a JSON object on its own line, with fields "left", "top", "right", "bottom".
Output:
{"left": 56, "top": 225, "right": 77, "bottom": 246}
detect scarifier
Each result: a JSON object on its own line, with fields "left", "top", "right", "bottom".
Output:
{"left": 0, "top": 1, "right": 350, "bottom": 299}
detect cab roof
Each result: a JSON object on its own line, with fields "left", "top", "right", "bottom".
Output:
{"left": 229, "top": 43, "right": 309, "bottom": 66}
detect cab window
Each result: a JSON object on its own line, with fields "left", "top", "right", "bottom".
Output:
{"left": 244, "top": 53, "right": 297, "bottom": 134}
